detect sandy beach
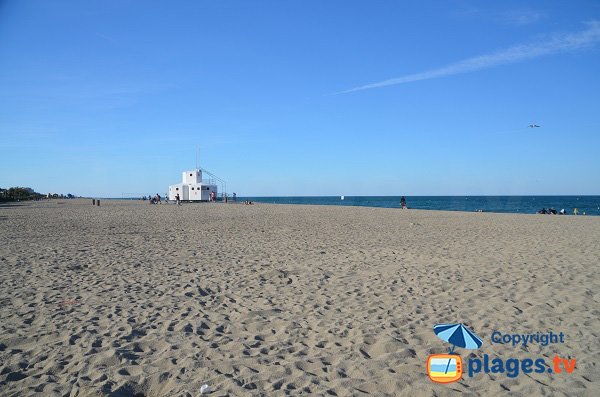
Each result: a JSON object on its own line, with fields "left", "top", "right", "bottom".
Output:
{"left": 0, "top": 199, "right": 599, "bottom": 396}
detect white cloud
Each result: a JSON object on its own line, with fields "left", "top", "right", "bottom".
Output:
{"left": 501, "top": 9, "right": 546, "bottom": 26}
{"left": 334, "top": 21, "right": 600, "bottom": 94}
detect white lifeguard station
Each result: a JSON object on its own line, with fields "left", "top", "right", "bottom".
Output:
{"left": 168, "top": 169, "right": 218, "bottom": 202}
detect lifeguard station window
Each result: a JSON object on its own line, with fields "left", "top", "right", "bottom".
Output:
{"left": 190, "top": 173, "right": 193, "bottom": 176}
{"left": 176, "top": 187, "right": 179, "bottom": 191}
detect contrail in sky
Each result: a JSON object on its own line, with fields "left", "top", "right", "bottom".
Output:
{"left": 334, "top": 21, "right": 600, "bottom": 94}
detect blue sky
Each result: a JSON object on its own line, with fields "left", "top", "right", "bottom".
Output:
{"left": 1, "top": 0, "right": 599, "bottom": 196}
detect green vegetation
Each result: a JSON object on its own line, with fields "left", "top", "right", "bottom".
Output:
{"left": 0, "top": 187, "right": 43, "bottom": 202}
{"left": 0, "top": 187, "right": 76, "bottom": 202}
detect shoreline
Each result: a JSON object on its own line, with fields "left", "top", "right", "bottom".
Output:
{"left": 9, "top": 197, "right": 600, "bottom": 217}
{"left": 98, "top": 197, "right": 600, "bottom": 217}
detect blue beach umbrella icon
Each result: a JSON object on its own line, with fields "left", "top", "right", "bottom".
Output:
{"left": 433, "top": 323, "right": 483, "bottom": 375}
{"left": 434, "top": 323, "right": 483, "bottom": 353}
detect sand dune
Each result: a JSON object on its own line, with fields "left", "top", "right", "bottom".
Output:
{"left": 1, "top": 199, "right": 599, "bottom": 396}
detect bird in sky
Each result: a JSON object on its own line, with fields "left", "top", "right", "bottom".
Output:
{"left": 528, "top": 124, "right": 541, "bottom": 128}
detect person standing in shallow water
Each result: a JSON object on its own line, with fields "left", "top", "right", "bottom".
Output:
{"left": 400, "top": 196, "right": 407, "bottom": 209}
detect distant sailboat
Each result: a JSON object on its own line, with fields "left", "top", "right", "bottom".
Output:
{"left": 341, "top": 195, "right": 345, "bottom": 200}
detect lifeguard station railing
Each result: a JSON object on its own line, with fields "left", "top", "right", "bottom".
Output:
{"left": 199, "top": 167, "right": 226, "bottom": 198}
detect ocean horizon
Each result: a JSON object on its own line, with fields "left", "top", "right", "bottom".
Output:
{"left": 237, "top": 195, "right": 600, "bottom": 216}
{"left": 111, "top": 195, "right": 600, "bottom": 216}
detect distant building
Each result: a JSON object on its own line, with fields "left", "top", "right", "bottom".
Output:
{"left": 168, "top": 169, "right": 218, "bottom": 202}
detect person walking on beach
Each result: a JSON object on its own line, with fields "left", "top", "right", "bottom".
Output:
{"left": 400, "top": 196, "right": 407, "bottom": 209}
{"left": 156, "top": 193, "right": 161, "bottom": 204}
{"left": 175, "top": 193, "right": 181, "bottom": 206}
{"left": 233, "top": 192, "right": 236, "bottom": 202}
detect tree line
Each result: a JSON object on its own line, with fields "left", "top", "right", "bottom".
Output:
{"left": 0, "top": 187, "right": 76, "bottom": 202}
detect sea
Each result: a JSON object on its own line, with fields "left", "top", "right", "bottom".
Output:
{"left": 237, "top": 196, "right": 600, "bottom": 216}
